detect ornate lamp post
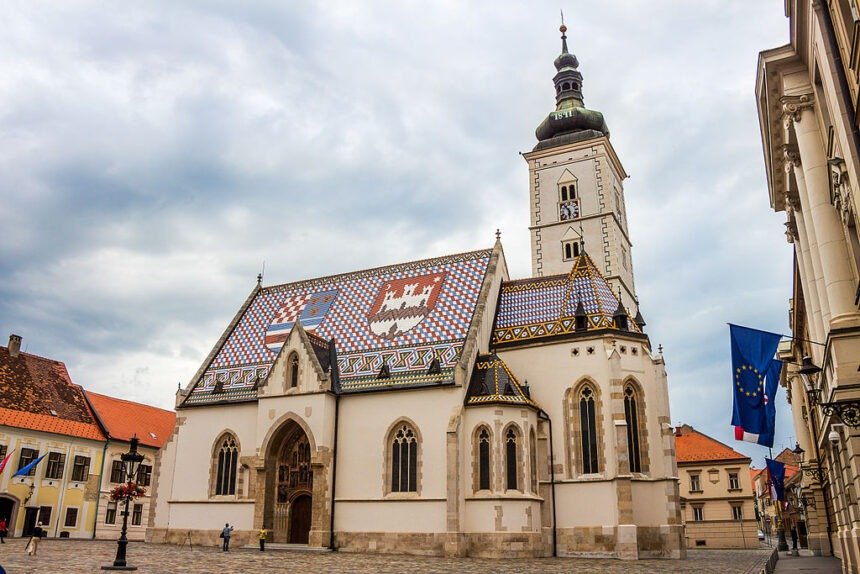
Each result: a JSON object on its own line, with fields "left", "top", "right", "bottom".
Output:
{"left": 102, "top": 435, "right": 145, "bottom": 571}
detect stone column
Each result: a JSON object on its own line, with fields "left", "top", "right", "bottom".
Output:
{"left": 789, "top": 154, "right": 833, "bottom": 334}
{"left": 308, "top": 450, "right": 332, "bottom": 548}
{"left": 788, "top": 96, "right": 860, "bottom": 327}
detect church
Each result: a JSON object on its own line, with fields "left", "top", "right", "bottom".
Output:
{"left": 149, "top": 25, "right": 686, "bottom": 560}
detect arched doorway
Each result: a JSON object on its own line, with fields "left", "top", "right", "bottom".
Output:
{"left": 267, "top": 422, "right": 313, "bottom": 544}
{"left": 0, "top": 495, "right": 17, "bottom": 537}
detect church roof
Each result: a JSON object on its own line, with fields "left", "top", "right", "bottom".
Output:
{"left": 493, "top": 251, "right": 641, "bottom": 347}
{"left": 181, "top": 248, "right": 494, "bottom": 406}
{"left": 465, "top": 354, "right": 537, "bottom": 408}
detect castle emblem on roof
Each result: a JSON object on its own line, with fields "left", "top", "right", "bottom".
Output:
{"left": 368, "top": 272, "right": 446, "bottom": 340}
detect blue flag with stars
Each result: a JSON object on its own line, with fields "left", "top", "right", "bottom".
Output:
{"left": 730, "top": 324, "right": 782, "bottom": 447}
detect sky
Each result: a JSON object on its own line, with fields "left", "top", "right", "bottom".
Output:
{"left": 0, "top": 2, "right": 793, "bottom": 464}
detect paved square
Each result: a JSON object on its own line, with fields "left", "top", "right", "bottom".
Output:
{"left": 0, "top": 539, "right": 774, "bottom": 573}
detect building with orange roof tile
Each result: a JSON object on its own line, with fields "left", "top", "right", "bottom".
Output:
{"left": 674, "top": 424, "right": 758, "bottom": 549}
{"left": 84, "top": 391, "right": 175, "bottom": 541}
{"left": 0, "top": 334, "right": 106, "bottom": 539}
{"left": 0, "top": 334, "right": 176, "bottom": 542}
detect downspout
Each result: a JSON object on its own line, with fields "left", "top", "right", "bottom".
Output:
{"left": 328, "top": 339, "right": 340, "bottom": 551}
{"left": 537, "top": 409, "right": 557, "bottom": 557}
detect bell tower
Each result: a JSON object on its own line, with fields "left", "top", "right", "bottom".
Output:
{"left": 523, "top": 23, "right": 638, "bottom": 313}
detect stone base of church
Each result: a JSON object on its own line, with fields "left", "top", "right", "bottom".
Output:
{"left": 556, "top": 524, "right": 685, "bottom": 560}
{"left": 146, "top": 527, "right": 255, "bottom": 550}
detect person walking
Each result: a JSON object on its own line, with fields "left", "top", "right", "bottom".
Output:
{"left": 258, "top": 527, "right": 268, "bottom": 552}
{"left": 221, "top": 523, "right": 233, "bottom": 552}
{"left": 0, "top": 517, "right": 7, "bottom": 543}
{"left": 25, "top": 521, "right": 44, "bottom": 556}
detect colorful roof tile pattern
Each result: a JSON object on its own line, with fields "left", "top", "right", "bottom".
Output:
{"left": 183, "top": 249, "right": 493, "bottom": 405}
{"left": 675, "top": 424, "right": 750, "bottom": 463}
{"left": 0, "top": 345, "right": 105, "bottom": 441}
{"left": 85, "top": 391, "right": 176, "bottom": 449}
{"left": 465, "top": 354, "right": 537, "bottom": 407}
{"left": 493, "top": 251, "right": 641, "bottom": 346}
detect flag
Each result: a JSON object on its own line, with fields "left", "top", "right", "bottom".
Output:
{"left": 0, "top": 450, "right": 13, "bottom": 475}
{"left": 766, "top": 458, "right": 786, "bottom": 501}
{"left": 756, "top": 359, "right": 782, "bottom": 448}
{"left": 730, "top": 324, "right": 782, "bottom": 446}
{"left": 12, "top": 454, "right": 46, "bottom": 478}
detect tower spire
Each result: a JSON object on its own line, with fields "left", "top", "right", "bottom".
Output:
{"left": 560, "top": 10, "right": 569, "bottom": 54}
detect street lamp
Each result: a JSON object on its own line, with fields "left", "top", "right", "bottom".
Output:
{"left": 102, "top": 435, "right": 145, "bottom": 571}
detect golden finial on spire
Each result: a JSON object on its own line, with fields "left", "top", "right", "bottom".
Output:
{"left": 560, "top": 9, "right": 567, "bottom": 34}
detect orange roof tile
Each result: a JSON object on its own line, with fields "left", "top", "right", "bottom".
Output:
{"left": 85, "top": 391, "right": 175, "bottom": 448}
{"left": 0, "top": 406, "right": 104, "bottom": 441}
{"left": 675, "top": 424, "right": 750, "bottom": 463}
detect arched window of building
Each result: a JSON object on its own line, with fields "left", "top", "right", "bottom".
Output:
{"left": 476, "top": 426, "right": 491, "bottom": 491}
{"left": 579, "top": 385, "right": 600, "bottom": 474}
{"left": 215, "top": 434, "right": 239, "bottom": 496}
{"left": 624, "top": 384, "right": 643, "bottom": 473}
{"left": 288, "top": 353, "right": 299, "bottom": 388}
{"left": 390, "top": 422, "right": 418, "bottom": 493}
{"left": 505, "top": 426, "right": 520, "bottom": 491}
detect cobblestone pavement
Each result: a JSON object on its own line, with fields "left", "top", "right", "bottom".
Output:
{"left": 0, "top": 539, "right": 774, "bottom": 574}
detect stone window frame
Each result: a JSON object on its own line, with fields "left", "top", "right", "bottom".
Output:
{"left": 622, "top": 377, "right": 650, "bottom": 475}
{"left": 689, "top": 472, "right": 702, "bottom": 493}
{"left": 564, "top": 379, "right": 606, "bottom": 478}
{"left": 502, "top": 423, "right": 524, "bottom": 492}
{"left": 471, "top": 424, "right": 493, "bottom": 493}
{"left": 692, "top": 504, "right": 704, "bottom": 522}
{"left": 287, "top": 352, "right": 300, "bottom": 390}
{"left": 382, "top": 418, "right": 423, "bottom": 497}
{"left": 562, "top": 239, "right": 581, "bottom": 261}
{"left": 209, "top": 430, "right": 242, "bottom": 499}
{"left": 727, "top": 468, "right": 741, "bottom": 491}
{"left": 730, "top": 502, "right": 743, "bottom": 521}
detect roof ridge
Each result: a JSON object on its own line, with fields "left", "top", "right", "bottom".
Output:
{"left": 261, "top": 247, "right": 494, "bottom": 292}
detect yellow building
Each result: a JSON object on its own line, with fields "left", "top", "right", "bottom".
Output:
{"left": 675, "top": 425, "right": 758, "bottom": 549}
{"left": 0, "top": 334, "right": 106, "bottom": 539}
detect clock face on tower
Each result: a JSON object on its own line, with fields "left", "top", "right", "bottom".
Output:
{"left": 559, "top": 200, "right": 579, "bottom": 221}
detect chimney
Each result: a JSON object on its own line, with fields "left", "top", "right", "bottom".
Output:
{"left": 8, "top": 334, "right": 22, "bottom": 358}
{"left": 674, "top": 425, "right": 682, "bottom": 437}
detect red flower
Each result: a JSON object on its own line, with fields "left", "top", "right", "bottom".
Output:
{"left": 109, "top": 482, "right": 147, "bottom": 502}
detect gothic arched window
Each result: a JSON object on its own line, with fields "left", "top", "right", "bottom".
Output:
{"left": 623, "top": 382, "right": 649, "bottom": 474}
{"left": 390, "top": 423, "right": 418, "bottom": 493}
{"left": 288, "top": 353, "right": 299, "bottom": 388}
{"left": 505, "top": 427, "right": 519, "bottom": 491}
{"left": 477, "top": 427, "right": 491, "bottom": 491}
{"left": 579, "top": 386, "right": 600, "bottom": 474}
{"left": 215, "top": 435, "right": 238, "bottom": 496}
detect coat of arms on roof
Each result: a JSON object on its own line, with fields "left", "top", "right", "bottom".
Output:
{"left": 367, "top": 272, "right": 446, "bottom": 340}
{"left": 265, "top": 289, "right": 338, "bottom": 353}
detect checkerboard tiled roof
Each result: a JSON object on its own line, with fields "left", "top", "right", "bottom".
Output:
{"left": 183, "top": 248, "right": 494, "bottom": 406}
{"left": 465, "top": 354, "right": 537, "bottom": 408}
{"left": 0, "top": 345, "right": 105, "bottom": 441}
{"left": 675, "top": 424, "right": 750, "bottom": 463}
{"left": 493, "top": 251, "right": 641, "bottom": 346}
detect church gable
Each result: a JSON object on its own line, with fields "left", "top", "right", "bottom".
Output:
{"left": 260, "top": 322, "right": 333, "bottom": 397}
{"left": 181, "top": 249, "right": 493, "bottom": 406}
{"left": 493, "top": 251, "right": 642, "bottom": 347}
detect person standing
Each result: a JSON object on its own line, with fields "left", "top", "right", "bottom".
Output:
{"left": 221, "top": 523, "right": 233, "bottom": 552}
{"left": 25, "top": 521, "right": 44, "bottom": 556}
{"left": 258, "top": 527, "right": 268, "bottom": 552}
{"left": 0, "top": 517, "right": 7, "bottom": 543}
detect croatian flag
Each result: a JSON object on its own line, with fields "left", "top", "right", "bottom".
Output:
{"left": 766, "top": 458, "right": 786, "bottom": 501}
{"left": 0, "top": 450, "right": 14, "bottom": 475}
{"left": 265, "top": 289, "right": 338, "bottom": 353}
{"left": 730, "top": 324, "right": 782, "bottom": 447}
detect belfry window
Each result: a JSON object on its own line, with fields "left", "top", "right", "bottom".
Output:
{"left": 623, "top": 384, "right": 642, "bottom": 473}
{"left": 477, "top": 427, "right": 491, "bottom": 491}
{"left": 563, "top": 240, "right": 581, "bottom": 261}
{"left": 505, "top": 427, "right": 519, "bottom": 490}
{"left": 215, "top": 435, "right": 238, "bottom": 496}
{"left": 579, "top": 386, "right": 600, "bottom": 474}
{"left": 390, "top": 423, "right": 418, "bottom": 493}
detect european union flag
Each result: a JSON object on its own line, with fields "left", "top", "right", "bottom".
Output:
{"left": 766, "top": 458, "right": 786, "bottom": 501}
{"left": 730, "top": 324, "right": 782, "bottom": 447}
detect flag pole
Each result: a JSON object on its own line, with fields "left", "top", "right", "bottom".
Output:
{"left": 727, "top": 323, "right": 825, "bottom": 347}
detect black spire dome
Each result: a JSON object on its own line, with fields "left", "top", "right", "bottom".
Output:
{"left": 534, "top": 22, "right": 609, "bottom": 151}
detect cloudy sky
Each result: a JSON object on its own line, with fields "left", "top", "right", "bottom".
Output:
{"left": 1, "top": 2, "right": 792, "bottom": 463}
